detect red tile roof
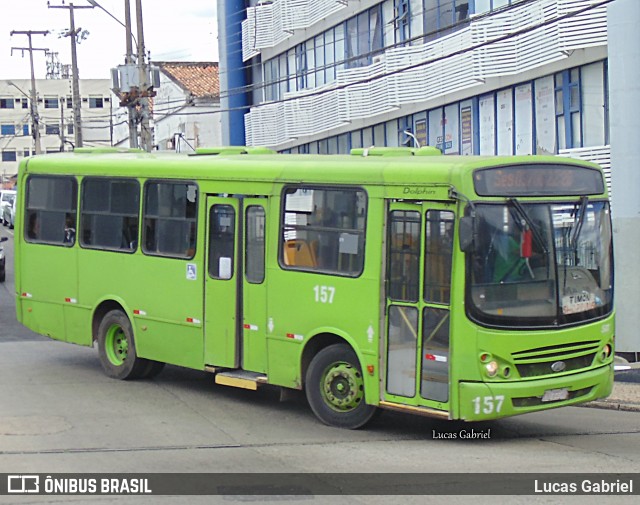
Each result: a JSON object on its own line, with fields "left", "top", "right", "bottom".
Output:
{"left": 155, "top": 62, "right": 219, "bottom": 99}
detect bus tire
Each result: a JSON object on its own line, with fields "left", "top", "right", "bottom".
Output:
{"left": 305, "top": 343, "right": 377, "bottom": 429}
{"left": 97, "top": 310, "right": 147, "bottom": 380}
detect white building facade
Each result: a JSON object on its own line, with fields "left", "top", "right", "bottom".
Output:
{"left": 0, "top": 78, "right": 128, "bottom": 177}
{"left": 152, "top": 62, "right": 222, "bottom": 153}
{"left": 227, "top": 0, "right": 609, "bottom": 174}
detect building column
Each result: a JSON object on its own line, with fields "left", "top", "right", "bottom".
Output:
{"left": 608, "top": 0, "right": 640, "bottom": 360}
{"left": 218, "top": 0, "right": 249, "bottom": 146}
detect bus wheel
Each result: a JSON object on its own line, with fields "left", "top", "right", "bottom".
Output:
{"left": 305, "top": 344, "right": 377, "bottom": 429}
{"left": 97, "top": 310, "right": 146, "bottom": 380}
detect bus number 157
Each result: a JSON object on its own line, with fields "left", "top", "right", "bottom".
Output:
{"left": 313, "top": 285, "right": 335, "bottom": 304}
{"left": 472, "top": 395, "right": 505, "bottom": 415}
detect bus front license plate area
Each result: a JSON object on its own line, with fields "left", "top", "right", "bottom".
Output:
{"left": 541, "top": 388, "right": 569, "bottom": 402}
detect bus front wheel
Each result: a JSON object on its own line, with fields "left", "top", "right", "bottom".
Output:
{"left": 305, "top": 344, "right": 377, "bottom": 429}
{"left": 97, "top": 310, "right": 147, "bottom": 380}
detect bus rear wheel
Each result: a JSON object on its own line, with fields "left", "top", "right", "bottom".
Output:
{"left": 97, "top": 310, "right": 147, "bottom": 380}
{"left": 305, "top": 343, "right": 377, "bottom": 429}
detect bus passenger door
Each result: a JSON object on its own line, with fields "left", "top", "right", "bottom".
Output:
{"left": 204, "top": 196, "right": 269, "bottom": 372}
{"left": 204, "top": 197, "right": 240, "bottom": 368}
{"left": 241, "top": 199, "right": 268, "bottom": 373}
{"left": 384, "top": 202, "right": 455, "bottom": 408}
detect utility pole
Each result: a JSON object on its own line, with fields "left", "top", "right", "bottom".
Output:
{"left": 48, "top": 2, "right": 94, "bottom": 149}
{"left": 108, "top": 0, "right": 155, "bottom": 150}
{"left": 124, "top": 0, "right": 137, "bottom": 148}
{"left": 135, "top": 0, "right": 152, "bottom": 151}
{"left": 10, "top": 30, "right": 49, "bottom": 155}
{"left": 60, "top": 99, "right": 66, "bottom": 151}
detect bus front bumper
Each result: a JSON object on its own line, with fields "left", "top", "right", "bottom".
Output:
{"left": 457, "top": 364, "right": 614, "bottom": 421}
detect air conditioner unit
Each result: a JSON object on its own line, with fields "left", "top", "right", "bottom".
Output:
{"left": 372, "top": 54, "right": 385, "bottom": 64}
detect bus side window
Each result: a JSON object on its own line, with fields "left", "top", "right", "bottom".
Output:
{"left": 281, "top": 186, "right": 366, "bottom": 276}
{"left": 25, "top": 175, "right": 77, "bottom": 246}
{"left": 143, "top": 181, "right": 197, "bottom": 259}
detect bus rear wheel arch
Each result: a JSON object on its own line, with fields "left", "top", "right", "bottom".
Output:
{"left": 97, "top": 309, "right": 149, "bottom": 380}
{"left": 305, "top": 343, "right": 377, "bottom": 429}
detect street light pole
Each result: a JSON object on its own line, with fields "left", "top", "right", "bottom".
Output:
{"left": 10, "top": 30, "right": 49, "bottom": 155}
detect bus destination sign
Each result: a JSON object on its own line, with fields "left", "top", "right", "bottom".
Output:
{"left": 473, "top": 164, "right": 605, "bottom": 197}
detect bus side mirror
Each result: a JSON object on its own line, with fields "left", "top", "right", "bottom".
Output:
{"left": 459, "top": 216, "right": 474, "bottom": 253}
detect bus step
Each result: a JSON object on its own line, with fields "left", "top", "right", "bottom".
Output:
{"left": 214, "top": 370, "right": 268, "bottom": 391}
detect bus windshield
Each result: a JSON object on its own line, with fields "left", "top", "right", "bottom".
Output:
{"left": 468, "top": 200, "right": 613, "bottom": 327}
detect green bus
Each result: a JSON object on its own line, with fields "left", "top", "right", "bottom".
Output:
{"left": 14, "top": 146, "right": 614, "bottom": 429}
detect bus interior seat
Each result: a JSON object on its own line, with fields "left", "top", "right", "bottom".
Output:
{"left": 284, "top": 239, "right": 317, "bottom": 267}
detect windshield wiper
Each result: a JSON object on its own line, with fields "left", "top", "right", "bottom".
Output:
{"left": 570, "top": 196, "right": 589, "bottom": 249}
{"left": 507, "top": 198, "right": 549, "bottom": 256}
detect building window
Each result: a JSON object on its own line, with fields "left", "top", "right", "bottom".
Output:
{"left": 281, "top": 186, "right": 367, "bottom": 276}
{"left": 25, "top": 175, "right": 78, "bottom": 246}
{"left": 46, "top": 124, "right": 61, "bottom": 135}
{"left": 1, "top": 124, "right": 16, "bottom": 135}
{"left": 346, "top": 6, "right": 384, "bottom": 68}
{"left": 0, "top": 98, "right": 14, "bottom": 109}
{"left": 23, "top": 124, "right": 30, "bottom": 136}
{"left": 424, "top": 1, "right": 470, "bottom": 42}
{"left": 394, "top": 0, "right": 411, "bottom": 44}
{"left": 2, "top": 150, "right": 17, "bottom": 162}
{"left": 23, "top": 149, "right": 30, "bottom": 158}
{"left": 555, "top": 68, "right": 581, "bottom": 150}
{"left": 44, "top": 97, "right": 59, "bottom": 109}
{"left": 66, "top": 97, "right": 73, "bottom": 108}
{"left": 21, "top": 98, "right": 28, "bottom": 109}
{"left": 143, "top": 181, "right": 198, "bottom": 259}
{"left": 89, "top": 96, "right": 104, "bottom": 108}
{"left": 80, "top": 178, "right": 140, "bottom": 252}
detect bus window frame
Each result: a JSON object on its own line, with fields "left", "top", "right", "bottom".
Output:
{"left": 141, "top": 179, "right": 199, "bottom": 261}
{"left": 79, "top": 176, "right": 141, "bottom": 254}
{"left": 24, "top": 174, "right": 78, "bottom": 248}
{"left": 278, "top": 184, "right": 368, "bottom": 278}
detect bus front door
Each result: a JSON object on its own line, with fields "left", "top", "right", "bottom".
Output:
{"left": 384, "top": 202, "right": 455, "bottom": 410}
{"left": 204, "top": 196, "right": 268, "bottom": 372}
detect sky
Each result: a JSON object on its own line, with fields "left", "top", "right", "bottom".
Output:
{"left": 0, "top": 0, "right": 219, "bottom": 80}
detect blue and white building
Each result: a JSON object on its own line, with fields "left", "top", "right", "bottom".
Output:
{"left": 218, "top": 0, "right": 639, "bottom": 358}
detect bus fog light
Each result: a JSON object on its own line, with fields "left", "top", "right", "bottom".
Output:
{"left": 599, "top": 344, "right": 611, "bottom": 362}
{"left": 485, "top": 361, "right": 498, "bottom": 377}
{"left": 502, "top": 366, "right": 511, "bottom": 378}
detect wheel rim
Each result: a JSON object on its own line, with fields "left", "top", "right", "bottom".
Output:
{"left": 320, "top": 361, "right": 364, "bottom": 412}
{"left": 105, "top": 324, "right": 128, "bottom": 366}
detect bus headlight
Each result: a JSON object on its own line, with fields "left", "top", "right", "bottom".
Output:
{"left": 485, "top": 361, "right": 498, "bottom": 377}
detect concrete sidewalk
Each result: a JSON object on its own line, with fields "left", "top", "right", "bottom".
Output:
{"left": 585, "top": 358, "right": 640, "bottom": 412}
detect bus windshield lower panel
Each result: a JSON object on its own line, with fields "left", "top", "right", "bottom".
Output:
{"left": 468, "top": 200, "right": 613, "bottom": 328}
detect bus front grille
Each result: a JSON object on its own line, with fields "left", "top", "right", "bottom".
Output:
{"left": 511, "top": 341, "right": 600, "bottom": 378}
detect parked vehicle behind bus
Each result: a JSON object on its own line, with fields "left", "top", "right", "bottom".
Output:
{"left": 14, "top": 147, "right": 614, "bottom": 428}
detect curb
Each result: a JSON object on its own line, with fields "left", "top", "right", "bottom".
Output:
{"left": 583, "top": 400, "right": 640, "bottom": 412}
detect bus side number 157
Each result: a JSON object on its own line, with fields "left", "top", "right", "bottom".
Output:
{"left": 313, "top": 285, "right": 335, "bottom": 304}
{"left": 472, "top": 395, "right": 505, "bottom": 415}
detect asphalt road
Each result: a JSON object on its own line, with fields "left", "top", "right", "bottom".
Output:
{"left": 1, "top": 227, "right": 639, "bottom": 505}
